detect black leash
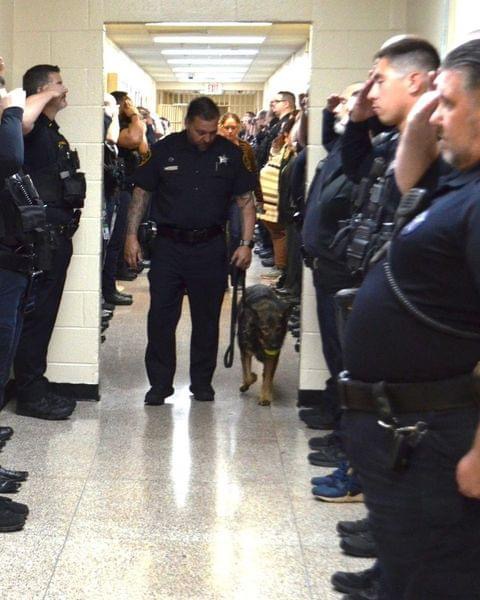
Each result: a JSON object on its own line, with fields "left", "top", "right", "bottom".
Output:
{"left": 224, "top": 267, "right": 246, "bottom": 368}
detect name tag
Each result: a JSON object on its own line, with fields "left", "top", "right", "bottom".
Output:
{"left": 164, "top": 165, "right": 179, "bottom": 171}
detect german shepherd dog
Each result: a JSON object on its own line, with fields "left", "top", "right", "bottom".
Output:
{"left": 238, "top": 284, "right": 291, "bottom": 406}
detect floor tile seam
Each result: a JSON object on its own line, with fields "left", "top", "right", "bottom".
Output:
{"left": 272, "top": 417, "right": 316, "bottom": 599}
{"left": 41, "top": 436, "right": 103, "bottom": 599}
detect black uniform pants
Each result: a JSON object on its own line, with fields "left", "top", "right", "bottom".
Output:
{"left": 146, "top": 234, "right": 228, "bottom": 395}
{"left": 14, "top": 236, "right": 73, "bottom": 401}
{"left": 343, "top": 406, "right": 480, "bottom": 599}
{"left": 102, "top": 189, "right": 130, "bottom": 297}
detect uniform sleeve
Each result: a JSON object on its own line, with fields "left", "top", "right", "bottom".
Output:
{"left": 340, "top": 119, "right": 374, "bottom": 183}
{"left": 0, "top": 106, "right": 24, "bottom": 180}
{"left": 232, "top": 146, "right": 256, "bottom": 197}
{"left": 132, "top": 144, "right": 161, "bottom": 191}
{"left": 465, "top": 189, "right": 480, "bottom": 295}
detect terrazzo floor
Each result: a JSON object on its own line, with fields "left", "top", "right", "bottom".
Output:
{"left": 0, "top": 258, "right": 369, "bottom": 599}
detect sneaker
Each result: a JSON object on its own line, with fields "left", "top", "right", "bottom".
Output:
{"left": 311, "top": 461, "right": 348, "bottom": 486}
{"left": 308, "top": 445, "right": 347, "bottom": 467}
{"left": 336, "top": 517, "right": 370, "bottom": 537}
{"left": 261, "top": 257, "right": 275, "bottom": 268}
{"left": 340, "top": 531, "right": 377, "bottom": 558}
{"left": 312, "top": 465, "right": 363, "bottom": 502}
{"left": 309, "top": 432, "right": 341, "bottom": 451}
{"left": 331, "top": 566, "right": 380, "bottom": 594}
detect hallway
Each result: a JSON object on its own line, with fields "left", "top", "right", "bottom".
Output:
{"left": 0, "top": 263, "right": 366, "bottom": 599}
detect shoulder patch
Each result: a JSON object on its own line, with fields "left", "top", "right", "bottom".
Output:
{"left": 139, "top": 150, "right": 152, "bottom": 167}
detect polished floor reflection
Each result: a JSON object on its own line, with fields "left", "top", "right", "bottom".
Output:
{"left": 0, "top": 262, "right": 367, "bottom": 599}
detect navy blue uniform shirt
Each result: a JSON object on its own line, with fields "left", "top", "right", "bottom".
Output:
{"left": 134, "top": 131, "right": 255, "bottom": 230}
{"left": 345, "top": 164, "right": 480, "bottom": 382}
{"left": 23, "top": 113, "right": 72, "bottom": 225}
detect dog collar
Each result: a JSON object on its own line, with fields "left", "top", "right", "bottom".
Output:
{"left": 264, "top": 349, "right": 280, "bottom": 356}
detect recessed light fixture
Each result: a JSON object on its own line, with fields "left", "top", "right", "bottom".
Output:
{"left": 172, "top": 67, "right": 248, "bottom": 73}
{"left": 161, "top": 49, "right": 259, "bottom": 56}
{"left": 168, "top": 59, "right": 252, "bottom": 66}
{"left": 147, "top": 22, "right": 272, "bottom": 27}
{"left": 153, "top": 35, "right": 265, "bottom": 45}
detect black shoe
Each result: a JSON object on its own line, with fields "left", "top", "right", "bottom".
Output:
{"left": 102, "top": 302, "right": 115, "bottom": 312}
{"left": 331, "top": 567, "right": 379, "bottom": 594}
{"left": 16, "top": 395, "right": 75, "bottom": 420}
{"left": 0, "top": 467, "right": 28, "bottom": 482}
{"left": 342, "top": 584, "right": 380, "bottom": 600}
{"left": 0, "top": 504, "right": 25, "bottom": 531}
{"left": 115, "top": 290, "right": 132, "bottom": 299}
{"left": 0, "top": 496, "right": 29, "bottom": 516}
{"left": 144, "top": 387, "right": 173, "bottom": 405}
{"left": 0, "top": 427, "right": 13, "bottom": 442}
{"left": 116, "top": 268, "right": 137, "bottom": 281}
{"left": 336, "top": 517, "right": 370, "bottom": 537}
{"left": 303, "top": 413, "right": 338, "bottom": 430}
{"left": 309, "top": 432, "right": 341, "bottom": 451}
{"left": 190, "top": 385, "right": 215, "bottom": 402}
{"left": 104, "top": 292, "right": 133, "bottom": 306}
{"left": 340, "top": 531, "right": 377, "bottom": 558}
{"left": 258, "top": 249, "right": 273, "bottom": 259}
{"left": 261, "top": 257, "right": 275, "bottom": 268}
{"left": 0, "top": 479, "right": 21, "bottom": 493}
{"left": 308, "top": 445, "right": 347, "bottom": 467}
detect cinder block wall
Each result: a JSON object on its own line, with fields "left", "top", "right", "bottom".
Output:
{"left": 5, "top": 0, "right": 412, "bottom": 394}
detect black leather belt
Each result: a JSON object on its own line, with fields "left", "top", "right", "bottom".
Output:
{"left": 157, "top": 224, "right": 223, "bottom": 244}
{"left": 338, "top": 371, "right": 480, "bottom": 413}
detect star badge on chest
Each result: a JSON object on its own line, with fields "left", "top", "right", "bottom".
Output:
{"left": 217, "top": 154, "right": 229, "bottom": 165}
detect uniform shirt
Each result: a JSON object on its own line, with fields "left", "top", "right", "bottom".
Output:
{"left": 24, "top": 113, "right": 72, "bottom": 225}
{"left": 344, "top": 164, "right": 480, "bottom": 383}
{"left": 134, "top": 131, "right": 255, "bottom": 230}
{"left": 0, "top": 106, "right": 24, "bottom": 242}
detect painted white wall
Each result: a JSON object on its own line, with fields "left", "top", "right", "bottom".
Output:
{"left": 446, "top": 0, "right": 480, "bottom": 49}
{"left": 6, "top": 0, "right": 442, "bottom": 394}
{"left": 104, "top": 35, "right": 157, "bottom": 112}
{"left": 407, "top": 0, "right": 450, "bottom": 54}
{"left": 0, "top": 0, "right": 14, "bottom": 89}
{"left": 263, "top": 43, "right": 311, "bottom": 108}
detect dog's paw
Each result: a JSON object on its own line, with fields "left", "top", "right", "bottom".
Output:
{"left": 258, "top": 397, "right": 272, "bottom": 406}
{"left": 239, "top": 373, "right": 257, "bottom": 392}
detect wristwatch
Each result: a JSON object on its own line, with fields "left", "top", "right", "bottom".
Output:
{"left": 239, "top": 239, "right": 254, "bottom": 248}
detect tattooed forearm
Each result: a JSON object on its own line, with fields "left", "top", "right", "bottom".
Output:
{"left": 127, "top": 186, "right": 151, "bottom": 235}
{"left": 235, "top": 190, "right": 254, "bottom": 208}
{"left": 238, "top": 193, "right": 256, "bottom": 241}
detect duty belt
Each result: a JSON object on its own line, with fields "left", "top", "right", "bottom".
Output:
{"left": 157, "top": 224, "right": 223, "bottom": 244}
{"left": 338, "top": 371, "right": 480, "bottom": 413}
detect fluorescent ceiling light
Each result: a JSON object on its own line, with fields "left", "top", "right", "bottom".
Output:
{"left": 168, "top": 58, "right": 252, "bottom": 66}
{"left": 147, "top": 22, "right": 272, "bottom": 27}
{"left": 172, "top": 66, "right": 247, "bottom": 73}
{"left": 153, "top": 35, "right": 265, "bottom": 44}
{"left": 161, "top": 49, "right": 259, "bottom": 56}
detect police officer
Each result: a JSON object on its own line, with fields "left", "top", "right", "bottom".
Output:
{"left": 12, "top": 64, "right": 85, "bottom": 420}
{"left": 340, "top": 39, "right": 480, "bottom": 598}
{"left": 125, "top": 96, "right": 256, "bottom": 404}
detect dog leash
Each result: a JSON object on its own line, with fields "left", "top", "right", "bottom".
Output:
{"left": 224, "top": 267, "right": 246, "bottom": 368}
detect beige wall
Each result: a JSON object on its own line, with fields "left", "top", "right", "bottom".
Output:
{"left": 0, "top": 0, "right": 14, "bottom": 89}
{"left": 4, "top": 0, "right": 452, "bottom": 394}
{"left": 407, "top": 0, "right": 449, "bottom": 54}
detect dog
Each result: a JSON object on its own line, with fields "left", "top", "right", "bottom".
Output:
{"left": 237, "top": 284, "right": 291, "bottom": 406}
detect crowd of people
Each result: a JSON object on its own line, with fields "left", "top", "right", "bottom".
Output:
{"left": 1, "top": 29, "right": 480, "bottom": 598}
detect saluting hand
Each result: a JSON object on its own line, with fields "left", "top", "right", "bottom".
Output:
{"left": 350, "top": 78, "right": 375, "bottom": 123}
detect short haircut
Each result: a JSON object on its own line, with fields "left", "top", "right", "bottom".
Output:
{"left": 375, "top": 38, "right": 440, "bottom": 75}
{"left": 23, "top": 64, "right": 60, "bottom": 97}
{"left": 185, "top": 96, "right": 220, "bottom": 122}
{"left": 111, "top": 90, "right": 128, "bottom": 105}
{"left": 219, "top": 112, "right": 240, "bottom": 126}
{"left": 443, "top": 39, "right": 480, "bottom": 90}
{"left": 257, "top": 109, "right": 268, "bottom": 120}
{"left": 278, "top": 91, "right": 296, "bottom": 110}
